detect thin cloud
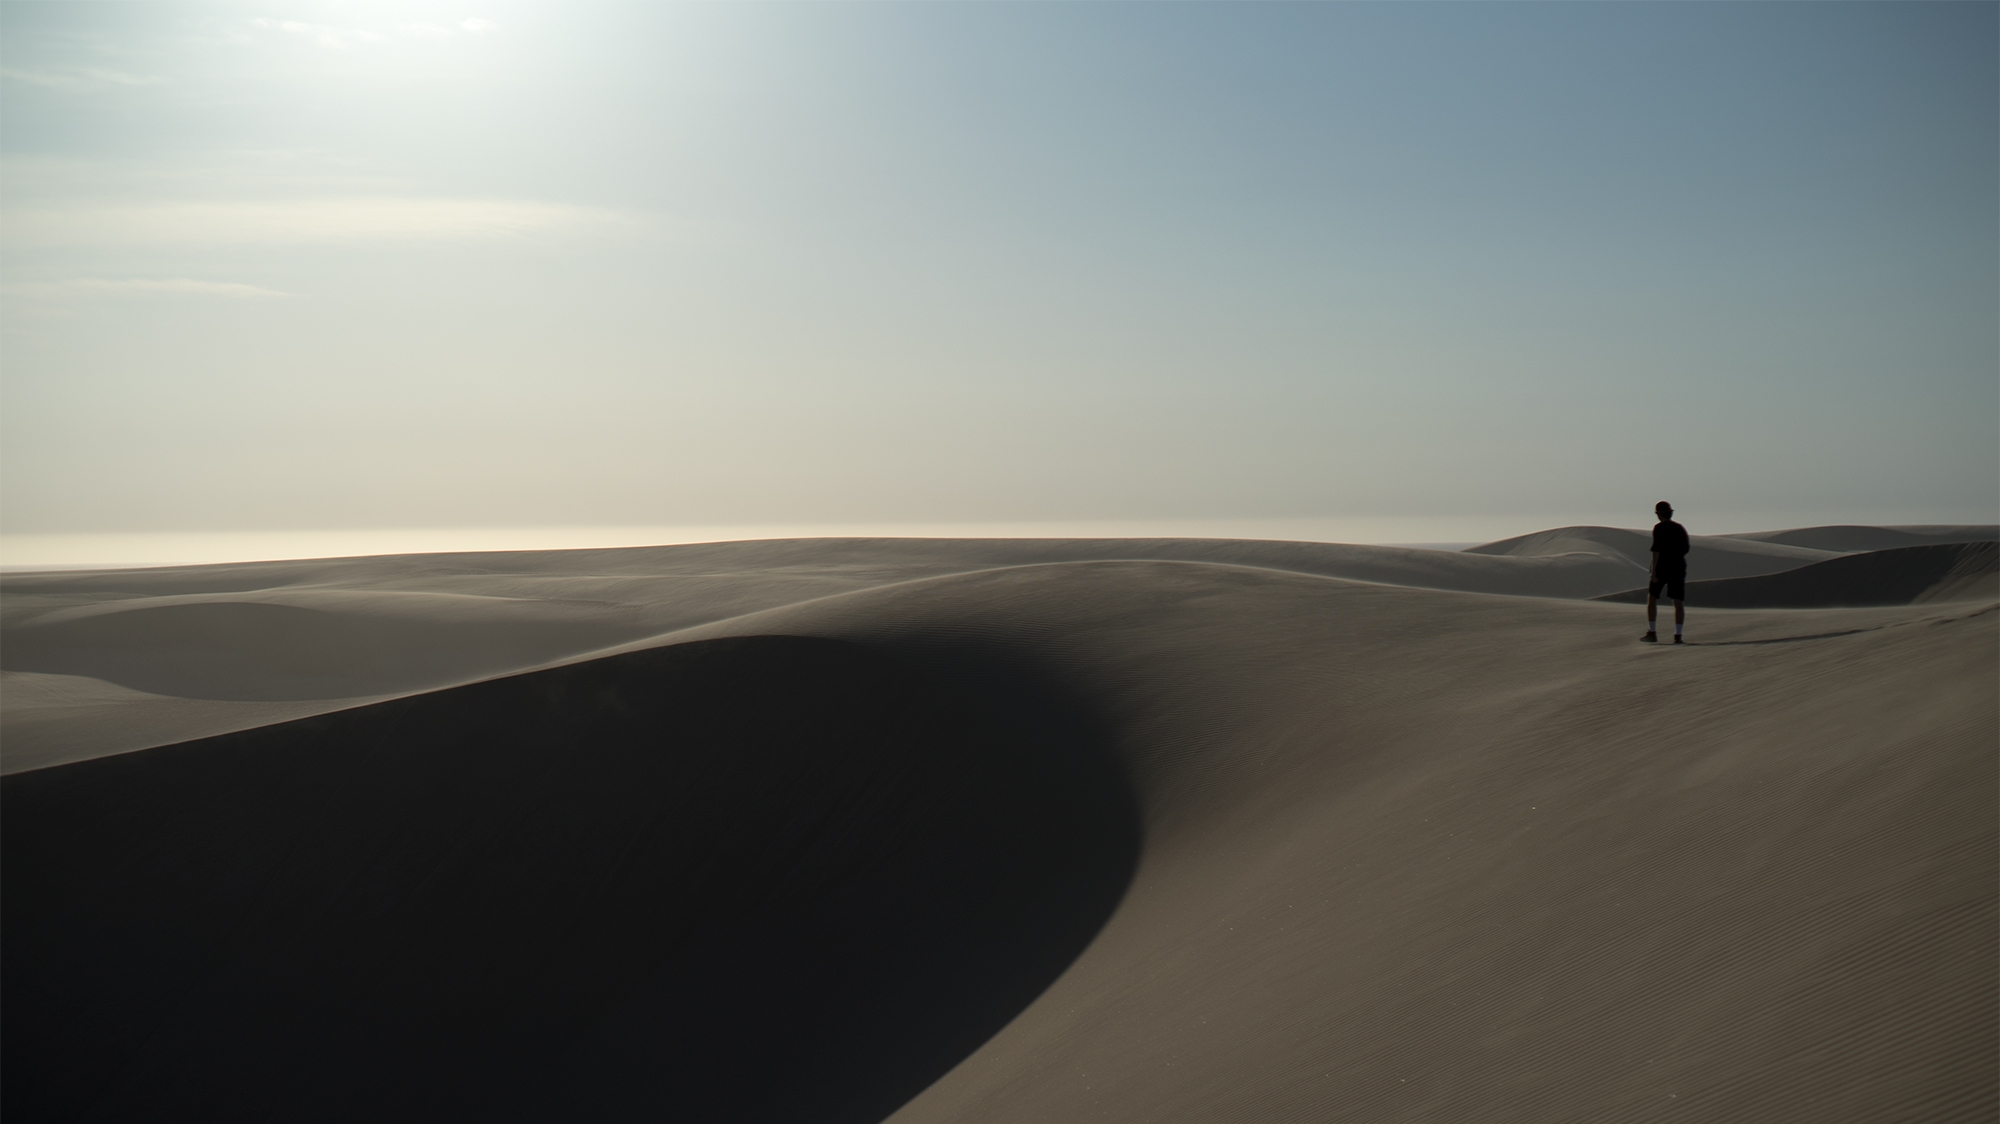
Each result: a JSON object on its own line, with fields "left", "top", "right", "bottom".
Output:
{"left": 401, "top": 18, "right": 497, "bottom": 37}
{"left": 254, "top": 16, "right": 495, "bottom": 48}
{"left": 0, "top": 66, "right": 159, "bottom": 92}
{"left": 249, "top": 18, "right": 386, "bottom": 49}
{"left": 0, "top": 198, "right": 635, "bottom": 247}
{"left": 0, "top": 279, "right": 293, "bottom": 299}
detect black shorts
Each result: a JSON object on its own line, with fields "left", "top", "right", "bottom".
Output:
{"left": 1649, "top": 571, "right": 1686, "bottom": 601}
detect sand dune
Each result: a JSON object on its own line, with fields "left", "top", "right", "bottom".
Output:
{"left": 4, "top": 593, "right": 654, "bottom": 701}
{"left": 1719, "top": 523, "right": 1998, "bottom": 554}
{"left": 5, "top": 637, "right": 1135, "bottom": 1124}
{"left": 673, "top": 561, "right": 1997, "bottom": 1124}
{"left": 1464, "top": 524, "right": 1844, "bottom": 580}
{"left": 1596, "top": 541, "right": 2000, "bottom": 609}
{"left": 3, "top": 529, "right": 1994, "bottom": 1123}
{"left": 2, "top": 532, "right": 1686, "bottom": 771}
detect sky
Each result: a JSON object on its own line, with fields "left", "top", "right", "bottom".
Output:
{"left": 2, "top": 1, "right": 1995, "bottom": 559}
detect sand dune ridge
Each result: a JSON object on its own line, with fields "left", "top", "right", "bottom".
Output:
{"left": 1594, "top": 541, "right": 1999, "bottom": 609}
{"left": 4, "top": 636, "right": 1137, "bottom": 1124}
{"left": 2, "top": 528, "right": 1993, "bottom": 1123}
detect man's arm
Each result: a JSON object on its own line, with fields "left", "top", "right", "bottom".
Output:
{"left": 1651, "top": 550, "right": 1659, "bottom": 580}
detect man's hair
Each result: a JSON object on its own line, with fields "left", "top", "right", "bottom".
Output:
{"left": 1656, "top": 501, "right": 1674, "bottom": 515}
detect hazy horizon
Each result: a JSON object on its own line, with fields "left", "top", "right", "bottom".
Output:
{"left": 11, "top": 509, "right": 2000, "bottom": 572}
{"left": 4, "top": 2, "right": 1995, "bottom": 550}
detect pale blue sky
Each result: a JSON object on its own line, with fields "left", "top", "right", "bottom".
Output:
{"left": 2, "top": 1, "right": 1994, "bottom": 541}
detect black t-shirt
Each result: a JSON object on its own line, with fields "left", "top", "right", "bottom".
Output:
{"left": 1652, "top": 519, "right": 1690, "bottom": 571}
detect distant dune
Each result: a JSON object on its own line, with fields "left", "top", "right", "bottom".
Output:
{"left": 3, "top": 526, "right": 1994, "bottom": 1123}
{"left": 0, "top": 534, "right": 1674, "bottom": 771}
{"left": 1596, "top": 541, "right": 2000, "bottom": 609}
{"left": 1464, "top": 523, "right": 1844, "bottom": 580}
{"left": 1720, "top": 524, "right": 2000, "bottom": 553}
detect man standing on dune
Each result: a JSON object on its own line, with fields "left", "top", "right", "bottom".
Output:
{"left": 1644, "top": 500, "right": 1690, "bottom": 643}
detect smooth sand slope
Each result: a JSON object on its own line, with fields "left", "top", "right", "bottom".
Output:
{"left": 1465, "top": 524, "right": 1843, "bottom": 580}
{"left": 1595, "top": 541, "right": 2000, "bottom": 609}
{"left": 3, "top": 526, "right": 1995, "bottom": 1123}
{"left": 6, "top": 637, "right": 1137, "bottom": 1123}
{"left": 1720, "top": 525, "right": 2000, "bottom": 553}
{"left": 7, "top": 525, "right": 1991, "bottom": 772}
{"left": 0, "top": 534, "right": 1671, "bottom": 771}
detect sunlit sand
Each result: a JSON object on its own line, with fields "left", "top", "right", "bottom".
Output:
{"left": 2, "top": 523, "right": 1993, "bottom": 1121}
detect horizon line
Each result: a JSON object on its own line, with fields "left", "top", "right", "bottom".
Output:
{"left": 6, "top": 513, "right": 1997, "bottom": 572}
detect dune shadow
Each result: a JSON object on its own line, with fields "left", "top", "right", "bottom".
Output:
{"left": 0, "top": 601, "right": 649, "bottom": 701}
{"left": 1594, "top": 541, "right": 1997, "bottom": 610}
{"left": 2, "top": 635, "right": 1140, "bottom": 1124}
{"left": 1683, "top": 628, "right": 1876, "bottom": 646}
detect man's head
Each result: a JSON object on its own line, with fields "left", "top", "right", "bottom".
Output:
{"left": 1655, "top": 501, "right": 1674, "bottom": 520}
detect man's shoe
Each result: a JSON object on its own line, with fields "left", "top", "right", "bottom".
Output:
{"left": 1641, "top": 632, "right": 1658, "bottom": 643}
{"left": 1672, "top": 635, "right": 1684, "bottom": 644}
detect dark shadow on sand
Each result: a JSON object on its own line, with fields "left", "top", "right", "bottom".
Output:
{"left": 3, "top": 636, "right": 1140, "bottom": 1124}
{"left": 1681, "top": 629, "right": 1877, "bottom": 647}
{"left": 1595, "top": 541, "right": 1997, "bottom": 609}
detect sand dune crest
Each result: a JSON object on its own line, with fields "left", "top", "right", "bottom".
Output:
{"left": 1464, "top": 524, "right": 1842, "bottom": 580}
{"left": 2, "top": 636, "right": 1137, "bottom": 1124}
{"left": 2, "top": 530, "right": 1993, "bottom": 1123}
{"left": 1595, "top": 541, "right": 1999, "bottom": 609}
{"left": 1719, "top": 523, "right": 1998, "bottom": 554}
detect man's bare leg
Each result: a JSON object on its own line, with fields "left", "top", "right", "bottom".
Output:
{"left": 1673, "top": 598, "right": 1685, "bottom": 642}
{"left": 1643, "top": 591, "right": 1660, "bottom": 640}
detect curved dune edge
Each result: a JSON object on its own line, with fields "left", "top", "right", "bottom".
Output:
{"left": 1593, "top": 541, "right": 2000, "bottom": 609}
{"left": 7, "top": 528, "right": 1992, "bottom": 773}
{"left": 0, "top": 535, "right": 1661, "bottom": 775}
{"left": 0, "top": 544, "right": 1640, "bottom": 774}
{"left": 3, "top": 636, "right": 1139, "bottom": 1124}
{"left": 642, "top": 563, "right": 1997, "bottom": 1123}
{"left": 1721, "top": 524, "right": 1999, "bottom": 553}
{"left": 10, "top": 560, "right": 1993, "bottom": 1122}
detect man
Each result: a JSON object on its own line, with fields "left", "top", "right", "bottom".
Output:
{"left": 1644, "top": 501, "right": 1690, "bottom": 643}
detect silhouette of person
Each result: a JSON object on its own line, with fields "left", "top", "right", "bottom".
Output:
{"left": 1644, "top": 501, "right": 1689, "bottom": 643}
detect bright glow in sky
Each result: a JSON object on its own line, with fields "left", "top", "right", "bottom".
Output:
{"left": 2, "top": 1, "right": 1994, "bottom": 543}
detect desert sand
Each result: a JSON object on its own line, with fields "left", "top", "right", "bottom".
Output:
{"left": 3, "top": 524, "right": 1994, "bottom": 1122}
